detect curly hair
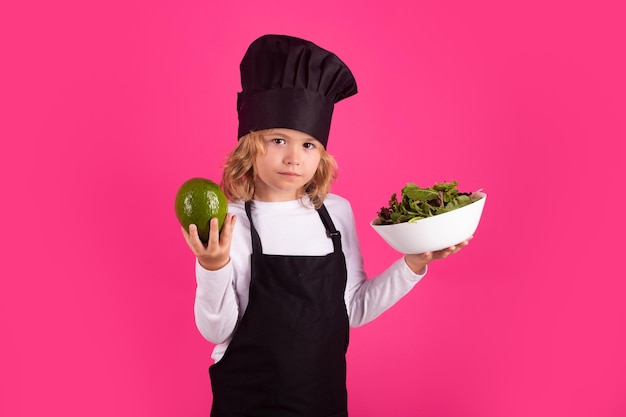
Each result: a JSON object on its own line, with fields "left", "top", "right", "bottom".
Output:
{"left": 221, "top": 130, "right": 337, "bottom": 209}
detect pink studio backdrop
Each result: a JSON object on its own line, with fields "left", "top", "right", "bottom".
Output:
{"left": 1, "top": 1, "right": 625, "bottom": 416}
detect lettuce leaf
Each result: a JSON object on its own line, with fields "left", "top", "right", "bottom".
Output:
{"left": 375, "top": 181, "right": 480, "bottom": 225}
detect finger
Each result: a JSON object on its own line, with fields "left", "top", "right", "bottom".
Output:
{"left": 207, "top": 218, "right": 220, "bottom": 248}
{"left": 452, "top": 238, "right": 471, "bottom": 253}
{"left": 455, "top": 241, "right": 469, "bottom": 251}
{"left": 442, "top": 238, "right": 471, "bottom": 256}
{"left": 441, "top": 246, "right": 455, "bottom": 258}
{"left": 452, "top": 239, "right": 471, "bottom": 249}
{"left": 182, "top": 224, "right": 197, "bottom": 250}
{"left": 219, "top": 214, "right": 236, "bottom": 244}
{"left": 431, "top": 246, "right": 454, "bottom": 259}
{"left": 417, "top": 252, "right": 432, "bottom": 261}
{"left": 188, "top": 224, "right": 206, "bottom": 251}
{"left": 181, "top": 225, "right": 192, "bottom": 246}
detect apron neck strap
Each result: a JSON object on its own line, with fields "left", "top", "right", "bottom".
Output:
{"left": 244, "top": 201, "right": 342, "bottom": 254}
{"left": 316, "top": 204, "right": 342, "bottom": 252}
{"left": 245, "top": 201, "right": 263, "bottom": 253}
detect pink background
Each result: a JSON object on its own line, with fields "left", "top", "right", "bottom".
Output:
{"left": 2, "top": 1, "right": 625, "bottom": 416}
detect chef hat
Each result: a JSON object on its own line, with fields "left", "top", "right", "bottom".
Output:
{"left": 237, "top": 34, "right": 358, "bottom": 148}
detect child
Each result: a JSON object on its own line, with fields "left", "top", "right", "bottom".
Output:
{"left": 182, "top": 34, "right": 471, "bottom": 417}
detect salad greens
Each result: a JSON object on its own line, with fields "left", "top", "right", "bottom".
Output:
{"left": 374, "top": 181, "right": 481, "bottom": 225}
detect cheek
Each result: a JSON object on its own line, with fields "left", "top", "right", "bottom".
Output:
{"left": 312, "top": 153, "right": 322, "bottom": 167}
{"left": 307, "top": 156, "right": 322, "bottom": 176}
{"left": 254, "top": 153, "right": 272, "bottom": 171}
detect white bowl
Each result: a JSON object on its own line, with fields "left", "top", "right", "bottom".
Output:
{"left": 370, "top": 192, "right": 487, "bottom": 253}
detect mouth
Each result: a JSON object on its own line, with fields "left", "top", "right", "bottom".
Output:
{"left": 279, "top": 172, "right": 301, "bottom": 177}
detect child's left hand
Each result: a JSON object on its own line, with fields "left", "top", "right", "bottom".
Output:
{"left": 404, "top": 236, "right": 473, "bottom": 275}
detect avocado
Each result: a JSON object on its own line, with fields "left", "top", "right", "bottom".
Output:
{"left": 175, "top": 178, "right": 227, "bottom": 244}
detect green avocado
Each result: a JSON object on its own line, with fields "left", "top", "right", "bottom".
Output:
{"left": 175, "top": 178, "right": 228, "bottom": 244}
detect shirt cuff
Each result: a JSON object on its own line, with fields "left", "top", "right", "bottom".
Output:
{"left": 195, "top": 258, "right": 232, "bottom": 286}
{"left": 397, "top": 257, "right": 428, "bottom": 280}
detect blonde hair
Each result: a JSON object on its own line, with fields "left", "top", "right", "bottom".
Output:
{"left": 221, "top": 130, "right": 338, "bottom": 209}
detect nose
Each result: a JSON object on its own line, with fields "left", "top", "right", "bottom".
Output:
{"left": 284, "top": 146, "right": 300, "bottom": 165}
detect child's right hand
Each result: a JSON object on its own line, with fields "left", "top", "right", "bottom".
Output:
{"left": 181, "top": 213, "right": 236, "bottom": 271}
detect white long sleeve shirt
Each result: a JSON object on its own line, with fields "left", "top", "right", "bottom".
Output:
{"left": 194, "top": 194, "right": 427, "bottom": 363}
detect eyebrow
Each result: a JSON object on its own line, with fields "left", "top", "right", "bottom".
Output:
{"left": 264, "top": 131, "right": 318, "bottom": 143}
{"left": 264, "top": 132, "right": 289, "bottom": 138}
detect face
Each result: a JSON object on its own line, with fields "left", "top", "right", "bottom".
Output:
{"left": 253, "top": 128, "right": 322, "bottom": 202}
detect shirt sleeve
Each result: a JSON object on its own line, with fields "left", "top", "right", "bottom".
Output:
{"left": 346, "top": 257, "right": 427, "bottom": 327}
{"left": 193, "top": 259, "right": 240, "bottom": 344}
{"left": 335, "top": 197, "right": 427, "bottom": 327}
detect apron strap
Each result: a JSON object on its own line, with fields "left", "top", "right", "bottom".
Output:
{"left": 244, "top": 201, "right": 342, "bottom": 254}
{"left": 244, "top": 201, "right": 263, "bottom": 254}
{"left": 317, "top": 204, "right": 343, "bottom": 253}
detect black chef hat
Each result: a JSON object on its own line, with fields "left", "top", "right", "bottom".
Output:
{"left": 237, "top": 34, "right": 358, "bottom": 148}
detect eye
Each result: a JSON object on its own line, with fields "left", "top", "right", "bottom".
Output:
{"left": 271, "top": 138, "right": 286, "bottom": 145}
{"left": 303, "top": 142, "right": 316, "bottom": 150}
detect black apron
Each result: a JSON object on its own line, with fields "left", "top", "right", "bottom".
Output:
{"left": 209, "top": 201, "right": 350, "bottom": 417}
